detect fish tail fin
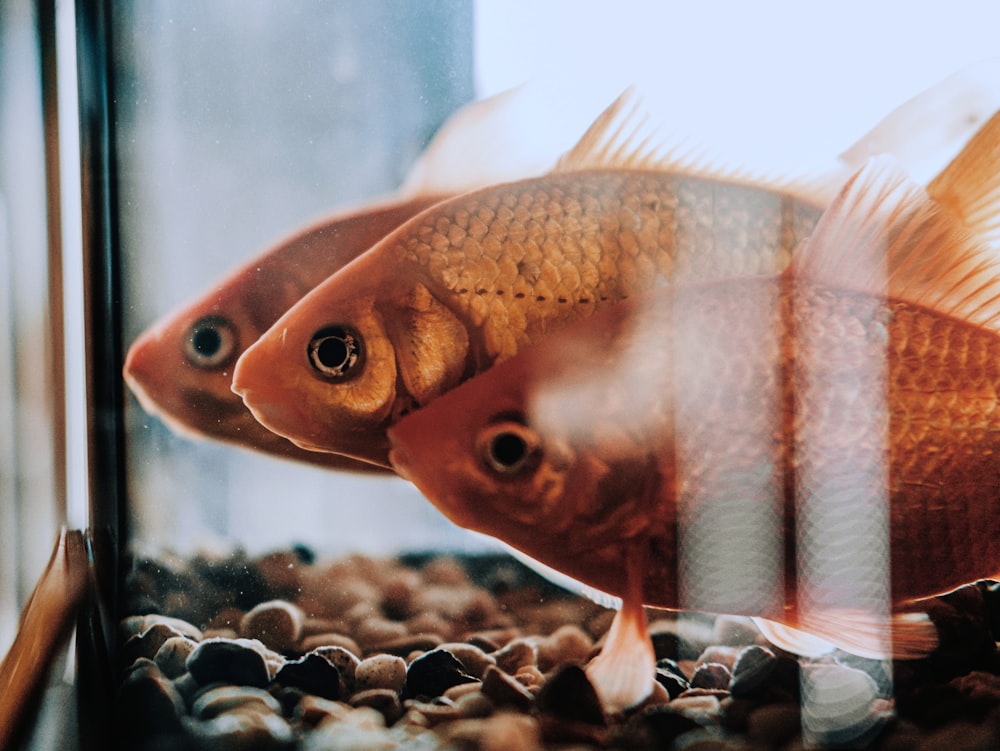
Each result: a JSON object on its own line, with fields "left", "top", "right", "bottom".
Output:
{"left": 753, "top": 611, "right": 938, "bottom": 660}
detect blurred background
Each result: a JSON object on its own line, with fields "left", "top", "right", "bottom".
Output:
{"left": 1, "top": 3, "right": 1000, "bottom": 744}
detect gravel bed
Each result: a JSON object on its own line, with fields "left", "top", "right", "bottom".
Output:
{"left": 117, "top": 548, "right": 1000, "bottom": 750}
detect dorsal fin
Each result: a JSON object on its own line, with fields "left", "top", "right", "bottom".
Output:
{"left": 927, "top": 109, "right": 1000, "bottom": 247}
{"left": 793, "top": 155, "right": 1000, "bottom": 335}
{"left": 551, "top": 88, "right": 831, "bottom": 204}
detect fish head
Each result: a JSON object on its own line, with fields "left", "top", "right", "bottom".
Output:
{"left": 387, "top": 339, "right": 662, "bottom": 596}
{"left": 232, "top": 260, "right": 470, "bottom": 468}
{"left": 123, "top": 286, "right": 253, "bottom": 442}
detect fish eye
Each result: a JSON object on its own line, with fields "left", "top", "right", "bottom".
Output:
{"left": 478, "top": 418, "right": 541, "bottom": 476}
{"left": 184, "top": 315, "right": 238, "bottom": 369}
{"left": 308, "top": 325, "right": 363, "bottom": 379}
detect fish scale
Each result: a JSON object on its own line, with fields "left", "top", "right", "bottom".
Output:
{"left": 398, "top": 170, "right": 818, "bottom": 364}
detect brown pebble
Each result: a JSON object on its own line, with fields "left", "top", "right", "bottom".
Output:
{"left": 349, "top": 688, "right": 403, "bottom": 725}
{"left": 381, "top": 568, "right": 423, "bottom": 618}
{"left": 120, "top": 614, "right": 202, "bottom": 641}
{"left": 355, "top": 654, "right": 407, "bottom": 694}
{"left": 452, "top": 690, "right": 494, "bottom": 719}
{"left": 690, "top": 662, "right": 732, "bottom": 691}
{"left": 404, "top": 611, "right": 453, "bottom": 639}
{"left": 480, "top": 664, "right": 535, "bottom": 712}
{"left": 536, "top": 625, "right": 593, "bottom": 672}
{"left": 206, "top": 606, "right": 244, "bottom": 631}
{"left": 191, "top": 685, "right": 283, "bottom": 720}
{"left": 439, "top": 642, "right": 496, "bottom": 679}
{"left": 154, "top": 636, "right": 196, "bottom": 678}
{"left": 514, "top": 665, "right": 545, "bottom": 689}
{"left": 443, "top": 681, "right": 484, "bottom": 703}
{"left": 299, "top": 632, "right": 362, "bottom": 657}
{"left": 669, "top": 694, "right": 722, "bottom": 724}
{"left": 467, "top": 628, "right": 520, "bottom": 651}
{"left": 437, "top": 711, "right": 542, "bottom": 751}
{"left": 366, "top": 632, "right": 444, "bottom": 657}
{"left": 493, "top": 638, "right": 537, "bottom": 675}
{"left": 295, "top": 695, "right": 352, "bottom": 726}
{"left": 420, "top": 556, "right": 471, "bottom": 586}
{"left": 239, "top": 599, "right": 305, "bottom": 653}
{"left": 403, "top": 697, "right": 463, "bottom": 726}
{"left": 255, "top": 550, "right": 304, "bottom": 595}
{"left": 121, "top": 623, "right": 183, "bottom": 665}
{"left": 353, "top": 616, "right": 409, "bottom": 648}
{"left": 201, "top": 628, "right": 239, "bottom": 640}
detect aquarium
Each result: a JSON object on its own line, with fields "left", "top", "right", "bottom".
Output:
{"left": 5, "top": 1, "right": 1000, "bottom": 749}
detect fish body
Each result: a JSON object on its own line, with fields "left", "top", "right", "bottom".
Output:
{"left": 232, "top": 159, "right": 824, "bottom": 467}
{"left": 386, "top": 145, "right": 1000, "bottom": 708}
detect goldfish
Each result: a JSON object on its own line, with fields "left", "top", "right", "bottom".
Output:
{"left": 123, "top": 87, "right": 579, "bottom": 471}
{"left": 231, "top": 63, "right": 1000, "bottom": 471}
{"left": 386, "top": 119, "right": 1000, "bottom": 710}
{"left": 231, "top": 89, "right": 834, "bottom": 468}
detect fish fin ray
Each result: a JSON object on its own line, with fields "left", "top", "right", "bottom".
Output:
{"left": 553, "top": 88, "right": 826, "bottom": 202}
{"left": 793, "top": 154, "right": 1000, "bottom": 333}
{"left": 586, "top": 597, "right": 654, "bottom": 713}
{"left": 927, "top": 109, "right": 1000, "bottom": 247}
{"left": 754, "top": 611, "right": 938, "bottom": 660}
{"left": 585, "top": 548, "right": 654, "bottom": 712}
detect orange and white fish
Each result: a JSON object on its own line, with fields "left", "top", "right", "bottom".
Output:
{"left": 231, "top": 91, "right": 834, "bottom": 468}
{"left": 386, "top": 130, "right": 1000, "bottom": 710}
{"left": 123, "top": 87, "right": 578, "bottom": 471}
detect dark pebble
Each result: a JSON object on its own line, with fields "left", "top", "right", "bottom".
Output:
{"left": 619, "top": 705, "right": 705, "bottom": 748}
{"left": 535, "top": 664, "right": 605, "bottom": 726}
{"left": 747, "top": 702, "right": 801, "bottom": 747}
{"left": 729, "top": 645, "right": 777, "bottom": 698}
{"left": 480, "top": 664, "right": 535, "bottom": 711}
{"left": 274, "top": 653, "right": 341, "bottom": 700}
{"left": 654, "top": 667, "right": 690, "bottom": 699}
{"left": 186, "top": 638, "right": 271, "bottom": 688}
{"left": 405, "top": 648, "right": 478, "bottom": 700}
{"left": 690, "top": 662, "right": 732, "bottom": 691}
{"left": 116, "top": 667, "right": 186, "bottom": 739}
{"left": 309, "top": 645, "right": 359, "bottom": 694}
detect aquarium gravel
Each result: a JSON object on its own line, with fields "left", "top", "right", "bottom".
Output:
{"left": 116, "top": 548, "right": 1000, "bottom": 750}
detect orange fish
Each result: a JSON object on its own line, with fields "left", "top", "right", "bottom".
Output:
{"left": 231, "top": 90, "right": 837, "bottom": 468}
{"left": 386, "top": 124, "right": 1000, "bottom": 709}
{"left": 122, "top": 88, "right": 568, "bottom": 471}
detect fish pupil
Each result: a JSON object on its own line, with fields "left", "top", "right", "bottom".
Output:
{"left": 318, "top": 338, "right": 348, "bottom": 369}
{"left": 491, "top": 432, "right": 528, "bottom": 469}
{"left": 192, "top": 327, "right": 221, "bottom": 357}
{"left": 184, "top": 315, "right": 237, "bottom": 369}
{"left": 308, "top": 326, "right": 362, "bottom": 378}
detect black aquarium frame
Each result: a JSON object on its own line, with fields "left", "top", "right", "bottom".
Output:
{"left": 74, "top": 0, "right": 126, "bottom": 747}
